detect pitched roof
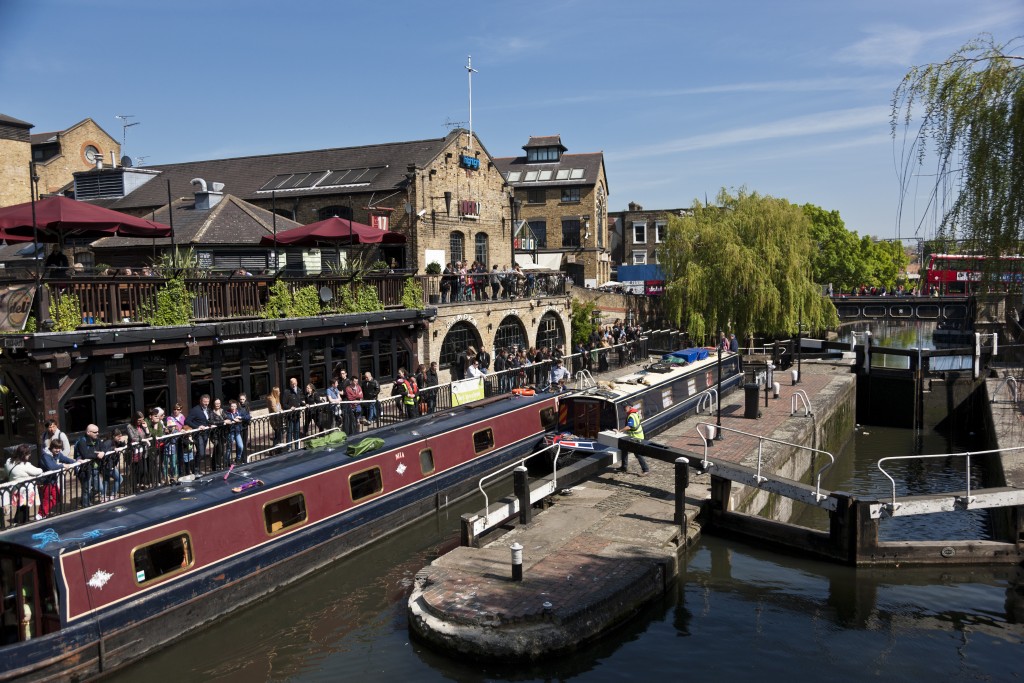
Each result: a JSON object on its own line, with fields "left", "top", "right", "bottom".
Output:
{"left": 493, "top": 152, "right": 605, "bottom": 189}
{"left": 93, "top": 131, "right": 466, "bottom": 212}
{"left": 523, "top": 135, "right": 565, "bottom": 151}
{"left": 91, "top": 194, "right": 302, "bottom": 249}
{"left": 0, "top": 113, "right": 33, "bottom": 129}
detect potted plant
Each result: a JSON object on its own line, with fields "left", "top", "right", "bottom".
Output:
{"left": 425, "top": 262, "right": 442, "bottom": 304}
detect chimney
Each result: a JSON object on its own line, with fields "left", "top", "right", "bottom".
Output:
{"left": 628, "top": 201, "right": 643, "bottom": 212}
{"left": 191, "top": 178, "right": 224, "bottom": 210}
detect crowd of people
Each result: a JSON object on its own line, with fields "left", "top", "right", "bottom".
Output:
{"left": 440, "top": 262, "right": 558, "bottom": 303}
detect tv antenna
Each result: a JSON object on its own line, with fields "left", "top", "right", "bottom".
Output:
{"left": 443, "top": 117, "right": 466, "bottom": 132}
{"left": 465, "top": 55, "right": 478, "bottom": 151}
{"left": 115, "top": 114, "right": 140, "bottom": 157}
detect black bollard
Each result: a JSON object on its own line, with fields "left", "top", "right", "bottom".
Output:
{"left": 510, "top": 542, "right": 523, "bottom": 581}
{"left": 674, "top": 457, "right": 689, "bottom": 527}
{"left": 514, "top": 465, "right": 532, "bottom": 525}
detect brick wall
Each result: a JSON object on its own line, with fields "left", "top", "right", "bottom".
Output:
{"left": 0, "top": 137, "right": 31, "bottom": 206}
{"left": 35, "top": 119, "right": 119, "bottom": 195}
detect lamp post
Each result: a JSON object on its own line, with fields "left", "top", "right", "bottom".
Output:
{"left": 28, "top": 162, "right": 41, "bottom": 288}
{"left": 796, "top": 309, "right": 803, "bottom": 385}
{"left": 715, "top": 328, "right": 724, "bottom": 440}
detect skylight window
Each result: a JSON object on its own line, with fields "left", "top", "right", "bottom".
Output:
{"left": 257, "top": 167, "right": 384, "bottom": 193}
{"left": 507, "top": 171, "right": 521, "bottom": 182}
{"left": 538, "top": 170, "right": 553, "bottom": 181}
{"left": 524, "top": 171, "right": 538, "bottom": 181}
{"left": 569, "top": 168, "right": 585, "bottom": 180}
{"left": 555, "top": 169, "right": 570, "bottom": 180}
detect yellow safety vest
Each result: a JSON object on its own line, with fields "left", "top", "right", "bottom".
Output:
{"left": 626, "top": 412, "right": 644, "bottom": 440}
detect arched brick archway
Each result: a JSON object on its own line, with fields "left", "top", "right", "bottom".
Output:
{"left": 439, "top": 321, "right": 482, "bottom": 370}
{"left": 493, "top": 316, "right": 528, "bottom": 353}
{"left": 536, "top": 311, "right": 566, "bottom": 351}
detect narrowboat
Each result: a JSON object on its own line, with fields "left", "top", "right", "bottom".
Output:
{"left": 553, "top": 348, "right": 743, "bottom": 446}
{"left": 0, "top": 392, "right": 558, "bottom": 681}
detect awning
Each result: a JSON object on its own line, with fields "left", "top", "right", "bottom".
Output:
{"left": 515, "top": 253, "right": 563, "bottom": 270}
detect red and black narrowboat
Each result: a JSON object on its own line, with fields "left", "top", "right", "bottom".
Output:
{"left": 0, "top": 392, "right": 558, "bottom": 681}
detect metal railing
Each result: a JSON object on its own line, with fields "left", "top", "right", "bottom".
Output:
{"left": 696, "top": 387, "right": 719, "bottom": 415}
{"left": 790, "top": 390, "right": 812, "bottom": 417}
{"left": 475, "top": 440, "right": 563, "bottom": 525}
{"left": 695, "top": 422, "right": 835, "bottom": 502}
{"left": 991, "top": 375, "right": 1019, "bottom": 403}
{"left": 876, "top": 446, "right": 1024, "bottom": 512}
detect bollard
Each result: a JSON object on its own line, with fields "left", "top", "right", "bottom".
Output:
{"left": 791, "top": 369, "right": 798, "bottom": 386}
{"left": 674, "top": 457, "right": 689, "bottom": 527}
{"left": 513, "top": 465, "right": 531, "bottom": 525}
{"left": 510, "top": 542, "right": 523, "bottom": 581}
{"left": 773, "top": 381, "right": 780, "bottom": 399}
{"left": 705, "top": 424, "right": 715, "bottom": 447}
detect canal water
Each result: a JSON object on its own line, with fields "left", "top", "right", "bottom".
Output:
{"left": 114, "top": 426, "right": 1023, "bottom": 681}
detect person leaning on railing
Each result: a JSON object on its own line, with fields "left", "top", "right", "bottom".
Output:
{"left": 38, "top": 438, "right": 79, "bottom": 520}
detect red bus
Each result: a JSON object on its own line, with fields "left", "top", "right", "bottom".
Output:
{"left": 924, "top": 253, "right": 1024, "bottom": 295}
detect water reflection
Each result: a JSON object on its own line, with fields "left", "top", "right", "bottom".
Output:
{"left": 837, "top": 320, "right": 974, "bottom": 371}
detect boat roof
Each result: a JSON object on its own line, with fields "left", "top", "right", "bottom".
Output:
{"left": 0, "top": 392, "right": 552, "bottom": 557}
{"left": 571, "top": 351, "right": 730, "bottom": 404}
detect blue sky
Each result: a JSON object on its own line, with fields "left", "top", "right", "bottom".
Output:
{"left": 2, "top": 0, "right": 1022, "bottom": 241}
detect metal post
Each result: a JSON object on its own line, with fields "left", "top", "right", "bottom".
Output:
{"left": 796, "top": 310, "right": 803, "bottom": 384}
{"left": 514, "top": 465, "right": 531, "bottom": 525}
{"left": 271, "top": 189, "right": 278, "bottom": 272}
{"left": 716, "top": 329, "right": 724, "bottom": 440}
{"left": 29, "top": 162, "right": 41, "bottom": 288}
{"left": 674, "top": 456, "right": 690, "bottom": 527}
{"left": 166, "top": 179, "right": 176, "bottom": 270}
{"left": 510, "top": 542, "right": 523, "bottom": 581}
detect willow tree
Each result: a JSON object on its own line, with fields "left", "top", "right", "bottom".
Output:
{"left": 892, "top": 34, "right": 1024, "bottom": 263}
{"left": 659, "top": 188, "right": 837, "bottom": 343}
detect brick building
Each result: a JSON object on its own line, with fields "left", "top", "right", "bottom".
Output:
{"left": 493, "top": 136, "right": 611, "bottom": 287}
{"left": 0, "top": 114, "right": 33, "bottom": 207}
{"left": 608, "top": 201, "right": 691, "bottom": 271}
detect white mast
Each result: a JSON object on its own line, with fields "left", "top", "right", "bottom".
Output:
{"left": 466, "top": 55, "right": 478, "bottom": 151}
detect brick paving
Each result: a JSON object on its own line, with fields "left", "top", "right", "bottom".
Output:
{"left": 407, "top": 363, "right": 854, "bottom": 659}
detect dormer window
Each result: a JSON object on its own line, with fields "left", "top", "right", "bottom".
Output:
{"left": 526, "top": 146, "right": 561, "bottom": 162}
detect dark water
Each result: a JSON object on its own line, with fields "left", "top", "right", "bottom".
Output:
{"left": 113, "top": 421, "right": 1024, "bottom": 682}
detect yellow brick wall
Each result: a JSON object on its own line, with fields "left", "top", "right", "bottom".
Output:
{"left": 0, "top": 138, "right": 31, "bottom": 206}
{"left": 35, "top": 119, "right": 119, "bottom": 195}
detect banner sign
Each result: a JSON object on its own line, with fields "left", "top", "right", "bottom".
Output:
{"left": 0, "top": 284, "right": 36, "bottom": 332}
{"left": 644, "top": 280, "right": 665, "bottom": 295}
{"left": 451, "top": 377, "right": 485, "bottom": 406}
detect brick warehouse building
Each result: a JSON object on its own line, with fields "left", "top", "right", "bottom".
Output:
{"left": 493, "top": 135, "right": 611, "bottom": 287}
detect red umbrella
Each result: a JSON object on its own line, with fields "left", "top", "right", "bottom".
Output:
{"left": 0, "top": 195, "right": 172, "bottom": 241}
{"left": 259, "top": 216, "right": 405, "bottom": 247}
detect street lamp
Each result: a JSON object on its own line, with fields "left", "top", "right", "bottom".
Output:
{"left": 715, "top": 329, "right": 724, "bottom": 440}
{"left": 796, "top": 309, "right": 803, "bottom": 385}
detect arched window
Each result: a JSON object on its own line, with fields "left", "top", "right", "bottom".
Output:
{"left": 475, "top": 232, "right": 489, "bottom": 267}
{"left": 440, "top": 321, "right": 481, "bottom": 370}
{"left": 536, "top": 311, "right": 565, "bottom": 351}
{"left": 494, "top": 316, "right": 528, "bottom": 354}
{"left": 318, "top": 205, "right": 353, "bottom": 221}
{"left": 450, "top": 232, "right": 465, "bottom": 265}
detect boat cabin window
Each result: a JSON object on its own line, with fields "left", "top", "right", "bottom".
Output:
{"left": 264, "top": 493, "right": 308, "bottom": 535}
{"left": 419, "top": 448, "right": 435, "bottom": 475}
{"left": 350, "top": 467, "right": 383, "bottom": 502}
{"left": 133, "top": 533, "right": 194, "bottom": 586}
{"left": 473, "top": 428, "right": 494, "bottom": 454}
{"left": 539, "top": 406, "right": 557, "bottom": 431}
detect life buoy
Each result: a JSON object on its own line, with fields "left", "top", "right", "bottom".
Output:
{"left": 512, "top": 387, "right": 535, "bottom": 396}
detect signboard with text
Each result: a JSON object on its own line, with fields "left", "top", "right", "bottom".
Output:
{"left": 0, "top": 284, "right": 36, "bottom": 332}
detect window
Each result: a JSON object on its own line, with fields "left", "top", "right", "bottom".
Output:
{"left": 473, "top": 428, "right": 495, "bottom": 454}
{"left": 632, "top": 250, "right": 648, "bottom": 265}
{"left": 475, "top": 233, "right": 489, "bottom": 267}
{"left": 536, "top": 312, "right": 564, "bottom": 351}
{"left": 529, "top": 220, "right": 547, "bottom": 248}
{"left": 527, "top": 189, "right": 545, "bottom": 204}
{"left": 569, "top": 168, "right": 584, "bottom": 180}
{"left": 420, "top": 448, "right": 435, "bottom": 475}
{"left": 555, "top": 169, "right": 570, "bottom": 180}
{"left": 105, "top": 358, "right": 133, "bottom": 426}
{"left": 524, "top": 171, "right": 538, "bottom": 182}
{"left": 526, "top": 147, "right": 560, "bottom": 162}
{"left": 539, "top": 406, "right": 558, "bottom": 431}
{"left": 440, "top": 322, "right": 481, "bottom": 369}
{"left": 632, "top": 221, "right": 647, "bottom": 244}
{"left": 350, "top": 467, "right": 383, "bottom": 501}
{"left": 561, "top": 188, "right": 581, "bottom": 203}
{"left": 562, "top": 219, "right": 581, "bottom": 248}
{"left": 494, "top": 317, "right": 527, "bottom": 353}
{"left": 133, "top": 533, "right": 194, "bottom": 586}
{"left": 655, "top": 221, "right": 667, "bottom": 243}
{"left": 264, "top": 493, "right": 307, "bottom": 535}
{"left": 507, "top": 171, "right": 521, "bottom": 182}
{"left": 450, "top": 232, "right": 465, "bottom": 265}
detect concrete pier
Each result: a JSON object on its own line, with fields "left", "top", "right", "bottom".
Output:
{"left": 408, "top": 363, "right": 856, "bottom": 660}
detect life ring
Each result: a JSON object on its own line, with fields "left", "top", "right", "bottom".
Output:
{"left": 512, "top": 387, "right": 535, "bottom": 396}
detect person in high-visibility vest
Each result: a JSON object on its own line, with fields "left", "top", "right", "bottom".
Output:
{"left": 394, "top": 368, "right": 418, "bottom": 420}
{"left": 619, "top": 405, "right": 650, "bottom": 476}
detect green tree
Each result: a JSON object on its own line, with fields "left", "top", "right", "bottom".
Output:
{"left": 659, "top": 188, "right": 837, "bottom": 341}
{"left": 570, "top": 298, "right": 597, "bottom": 347}
{"left": 892, "top": 34, "right": 1024, "bottom": 267}
{"left": 803, "top": 204, "right": 861, "bottom": 291}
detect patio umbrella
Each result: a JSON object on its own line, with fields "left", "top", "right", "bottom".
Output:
{"left": 0, "top": 195, "right": 172, "bottom": 242}
{"left": 259, "top": 216, "right": 405, "bottom": 247}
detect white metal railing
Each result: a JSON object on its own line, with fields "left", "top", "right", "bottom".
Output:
{"left": 991, "top": 375, "right": 1019, "bottom": 403}
{"left": 696, "top": 387, "right": 719, "bottom": 415}
{"left": 695, "top": 421, "right": 835, "bottom": 502}
{"left": 876, "top": 446, "right": 1024, "bottom": 512}
{"left": 790, "top": 390, "right": 812, "bottom": 416}
{"left": 475, "top": 441, "right": 562, "bottom": 525}
{"left": 574, "top": 369, "right": 596, "bottom": 390}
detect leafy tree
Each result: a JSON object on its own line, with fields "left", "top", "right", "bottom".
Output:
{"left": 659, "top": 188, "right": 837, "bottom": 341}
{"left": 570, "top": 298, "right": 597, "bottom": 347}
{"left": 892, "top": 34, "right": 1024, "bottom": 269}
{"left": 803, "top": 204, "right": 861, "bottom": 291}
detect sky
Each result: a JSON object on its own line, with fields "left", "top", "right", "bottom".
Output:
{"left": 2, "top": 0, "right": 1023, "bottom": 242}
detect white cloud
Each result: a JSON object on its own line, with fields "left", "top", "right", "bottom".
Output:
{"left": 610, "top": 106, "right": 890, "bottom": 161}
{"left": 836, "top": 26, "right": 927, "bottom": 67}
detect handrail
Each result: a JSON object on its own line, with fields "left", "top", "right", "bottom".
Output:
{"left": 790, "top": 390, "right": 812, "bottom": 417}
{"left": 991, "top": 375, "right": 1019, "bottom": 403}
{"left": 696, "top": 387, "right": 718, "bottom": 415}
{"left": 876, "top": 446, "right": 1024, "bottom": 512}
{"left": 695, "top": 421, "right": 835, "bottom": 502}
{"left": 476, "top": 441, "right": 561, "bottom": 517}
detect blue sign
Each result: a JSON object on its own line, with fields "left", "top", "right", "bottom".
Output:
{"left": 460, "top": 155, "right": 480, "bottom": 171}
